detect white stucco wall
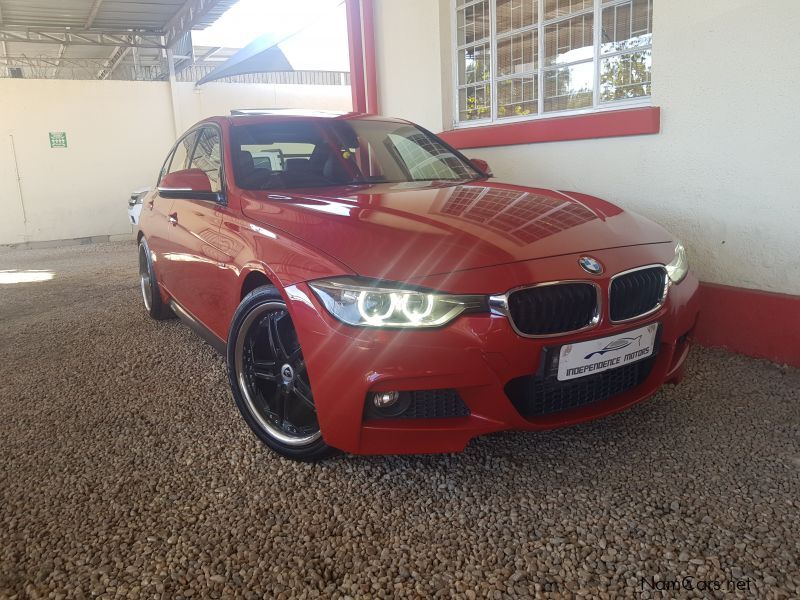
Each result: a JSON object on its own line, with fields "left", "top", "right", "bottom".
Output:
{"left": 373, "top": 0, "right": 448, "bottom": 133}
{"left": 375, "top": 0, "right": 800, "bottom": 295}
{"left": 172, "top": 81, "right": 352, "bottom": 135}
{"left": 0, "top": 79, "right": 351, "bottom": 245}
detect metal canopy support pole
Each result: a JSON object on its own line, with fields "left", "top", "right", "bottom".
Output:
{"left": 9, "top": 134, "right": 28, "bottom": 240}
{"left": 166, "top": 44, "right": 182, "bottom": 139}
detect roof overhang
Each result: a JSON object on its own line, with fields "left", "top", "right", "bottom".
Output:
{"left": 0, "top": 0, "right": 238, "bottom": 50}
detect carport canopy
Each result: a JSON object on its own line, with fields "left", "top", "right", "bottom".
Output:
{"left": 0, "top": 0, "right": 238, "bottom": 79}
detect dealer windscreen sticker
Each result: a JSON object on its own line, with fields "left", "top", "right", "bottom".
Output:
{"left": 557, "top": 323, "right": 658, "bottom": 381}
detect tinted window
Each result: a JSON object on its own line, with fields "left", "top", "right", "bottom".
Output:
{"left": 168, "top": 131, "right": 199, "bottom": 175}
{"left": 157, "top": 151, "right": 173, "bottom": 184}
{"left": 230, "top": 119, "right": 480, "bottom": 190}
{"left": 189, "top": 128, "right": 223, "bottom": 193}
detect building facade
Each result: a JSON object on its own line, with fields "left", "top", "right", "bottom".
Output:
{"left": 357, "top": 0, "right": 800, "bottom": 364}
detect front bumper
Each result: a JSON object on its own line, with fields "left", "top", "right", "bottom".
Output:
{"left": 286, "top": 250, "right": 700, "bottom": 455}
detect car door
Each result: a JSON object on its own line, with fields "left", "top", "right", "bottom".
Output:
{"left": 144, "top": 130, "right": 199, "bottom": 293}
{"left": 166, "top": 125, "right": 230, "bottom": 338}
{"left": 141, "top": 133, "right": 197, "bottom": 292}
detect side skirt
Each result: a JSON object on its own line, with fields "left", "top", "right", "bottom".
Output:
{"left": 169, "top": 300, "right": 227, "bottom": 356}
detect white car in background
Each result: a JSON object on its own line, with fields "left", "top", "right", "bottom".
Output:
{"left": 128, "top": 188, "right": 151, "bottom": 225}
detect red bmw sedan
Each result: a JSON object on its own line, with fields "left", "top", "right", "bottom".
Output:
{"left": 137, "top": 110, "right": 699, "bottom": 461}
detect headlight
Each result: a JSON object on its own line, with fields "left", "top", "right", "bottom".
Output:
{"left": 666, "top": 242, "right": 689, "bottom": 284}
{"left": 308, "top": 277, "right": 486, "bottom": 328}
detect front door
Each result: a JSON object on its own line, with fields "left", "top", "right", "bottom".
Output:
{"left": 142, "top": 130, "right": 202, "bottom": 292}
{"left": 165, "top": 126, "right": 229, "bottom": 340}
{"left": 141, "top": 191, "right": 174, "bottom": 275}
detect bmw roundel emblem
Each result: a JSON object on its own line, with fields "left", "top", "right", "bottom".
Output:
{"left": 579, "top": 256, "right": 604, "bottom": 275}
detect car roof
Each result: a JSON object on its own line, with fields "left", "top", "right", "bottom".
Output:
{"left": 197, "top": 109, "right": 410, "bottom": 128}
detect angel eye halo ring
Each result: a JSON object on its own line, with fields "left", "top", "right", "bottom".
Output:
{"left": 308, "top": 277, "right": 486, "bottom": 328}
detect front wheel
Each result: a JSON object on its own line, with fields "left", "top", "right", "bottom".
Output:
{"left": 227, "top": 286, "right": 337, "bottom": 461}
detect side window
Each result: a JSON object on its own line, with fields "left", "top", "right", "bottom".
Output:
{"left": 157, "top": 150, "right": 174, "bottom": 184}
{"left": 168, "top": 131, "right": 199, "bottom": 175}
{"left": 189, "top": 128, "right": 223, "bottom": 193}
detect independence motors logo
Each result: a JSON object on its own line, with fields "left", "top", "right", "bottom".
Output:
{"left": 584, "top": 335, "right": 642, "bottom": 360}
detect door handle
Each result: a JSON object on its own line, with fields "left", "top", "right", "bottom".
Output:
{"left": 168, "top": 212, "right": 178, "bottom": 225}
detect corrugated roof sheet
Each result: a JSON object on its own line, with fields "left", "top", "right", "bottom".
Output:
{"left": 0, "top": 0, "right": 238, "bottom": 32}
{"left": 0, "top": 0, "right": 240, "bottom": 79}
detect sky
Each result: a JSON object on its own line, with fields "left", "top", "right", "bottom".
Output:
{"left": 192, "top": 0, "right": 351, "bottom": 72}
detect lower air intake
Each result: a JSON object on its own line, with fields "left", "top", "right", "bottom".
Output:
{"left": 505, "top": 357, "right": 656, "bottom": 418}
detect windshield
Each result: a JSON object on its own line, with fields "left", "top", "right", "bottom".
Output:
{"left": 230, "top": 119, "right": 482, "bottom": 190}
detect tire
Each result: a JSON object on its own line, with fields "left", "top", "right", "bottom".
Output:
{"left": 138, "top": 238, "right": 173, "bottom": 320}
{"left": 227, "top": 286, "right": 338, "bottom": 462}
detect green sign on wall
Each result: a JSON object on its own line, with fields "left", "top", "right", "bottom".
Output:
{"left": 49, "top": 132, "right": 68, "bottom": 148}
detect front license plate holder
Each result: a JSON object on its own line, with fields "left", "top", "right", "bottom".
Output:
{"left": 556, "top": 323, "right": 660, "bottom": 381}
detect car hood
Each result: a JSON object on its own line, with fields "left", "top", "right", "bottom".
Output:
{"left": 240, "top": 181, "right": 672, "bottom": 282}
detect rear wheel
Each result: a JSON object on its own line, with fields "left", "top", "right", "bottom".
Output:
{"left": 227, "top": 286, "right": 337, "bottom": 461}
{"left": 138, "top": 238, "right": 172, "bottom": 320}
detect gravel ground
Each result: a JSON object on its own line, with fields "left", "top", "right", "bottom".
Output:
{"left": 0, "top": 241, "right": 798, "bottom": 599}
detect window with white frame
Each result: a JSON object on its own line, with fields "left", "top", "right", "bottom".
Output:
{"left": 454, "top": 0, "right": 653, "bottom": 125}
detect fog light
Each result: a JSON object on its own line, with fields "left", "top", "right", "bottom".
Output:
{"left": 372, "top": 391, "right": 399, "bottom": 409}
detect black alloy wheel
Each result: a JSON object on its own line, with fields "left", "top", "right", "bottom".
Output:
{"left": 228, "top": 286, "right": 337, "bottom": 461}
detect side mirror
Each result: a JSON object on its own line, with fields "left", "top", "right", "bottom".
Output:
{"left": 470, "top": 158, "right": 493, "bottom": 178}
{"left": 158, "top": 169, "right": 224, "bottom": 202}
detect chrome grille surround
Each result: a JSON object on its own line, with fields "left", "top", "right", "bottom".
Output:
{"left": 490, "top": 280, "right": 602, "bottom": 338}
{"left": 608, "top": 264, "right": 670, "bottom": 324}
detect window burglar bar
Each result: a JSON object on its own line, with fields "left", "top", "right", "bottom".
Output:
{"left": 453, "top": 0, "right": 653, "bottom": 126}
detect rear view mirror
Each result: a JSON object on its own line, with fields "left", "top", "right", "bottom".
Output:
{"left": 159, "top": 169, "right": 224, "bottom": 202}
{"left": 470, "top": 159, "right": 493, "bottom": 178}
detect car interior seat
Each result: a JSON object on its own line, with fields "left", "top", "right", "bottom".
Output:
{"left": 285, "top": 158, "right": 310, "bottom": 173}
{"left": 236, "top": 150, "right": 267, "bottom": 188}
